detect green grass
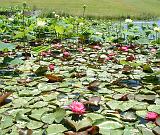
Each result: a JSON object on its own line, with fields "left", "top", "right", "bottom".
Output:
{"left": 0, "top": 0, "right": 160, "bottom": 19}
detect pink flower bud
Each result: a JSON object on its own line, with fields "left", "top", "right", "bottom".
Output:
{"left": 93, "top": 45, "right": 101, "bottom": 50}
{"left": 63, "top": 51, "right": 70, "bottom": 57}
{"left": 108, "top": 53, "right": 115, "bottom": 57}
{"left": 69, "top": 101, "right": 85, "bottom": 115}
{"left": 119, "top": 46, "right": 129, "bottom": 52}
{"left": 126, "top": 55, "right": 136, "bottom": 61}
{"left": 151, "top": 48, "right": 157, "bottom": 54}
{"left": 49, "top": 64, "right": 55, "bottom": 71}
{"left": 105, "top": 57, "right": 111, "bottom": 61}
{"left": 146, "top": 112, "right": 159, "bottom": 121}
{"left": 40, "top": 51, "right": 48, "bottom": 57}
{"left": 47, "top": 50, "right": 52, "bottom": 55}
{"left": 77, "top": 48, "right": 84, "bottom": 53}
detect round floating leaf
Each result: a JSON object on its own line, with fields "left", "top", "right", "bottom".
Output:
{"left": 30, "top": 101, "right": 48, "bottom": 108}
{"left": 85, "top": 113, "right": 105, "bottom": 122}
{"left": 54, "top": 108, "right": 66, "bottom": 123}
{"left": 153, "top": 126, "right": 160, "bottom": 135}
{"left": 37, "top": 83, "right": 56, "bottom": 92}
{"left": 138, "top": 125, "right": 155, "bottom": 135}
{"left": 41, "top": 108, "right": 66, "bottom": 124}
{"left": 41, "top": 113, "right": 55, "bottom": 124}
{"left": 29, "top": 108, "right": 49, "bottom": 121}
{"left": 46, "top": 124, "right": 67, "bottom": 135}
{"left": 12, "top": 98, "right": 28, "bottom": 108}
{"left": 0, "top": 115, "right": 14, "bottom": 129}
{"left": 147, "top": 105, "right": 160, "bottom": 114}
{"left": 26, "top": 120, "right": 43, "bottom": 129}
{"left": 0, "top": 42, "right": 16, "bottom": 52}
{"left": 121, "top": 111, "right": 137, "bottom": 122}
{"left": 155, "top": 117, "right": 160, "bottom": 126}
{"left": 123, "top": 127, "right": 142, "bottom": 135}
{"left": 96, "top": 120, "right": 124, "bottom": 134}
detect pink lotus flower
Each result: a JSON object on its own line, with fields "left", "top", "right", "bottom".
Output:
{"left": 151, "top": 48, "right": 157, "bottom": 54}
{"left": 146, "top": 112, "right": 159, "bottom": 121}
{"left": 119, "top": 46, "right": 129, "bottom": 52}
{"left": 47, "top": 50, "right": 52, "bottom": 55}
{"left": 49, "top": 64, "right": 54, "bottom": 71}
{"left": 93, "top": 45, "right": 101, "bottom": 50}
{"left": 105, "top": 57, "right": 111, "bottom": 61}
{"left": 54, "top": 43, "right": 62, "bottom": 49}
{"left": 108, "top": 52, "right": 116, "bottom": 57}
{"left": 126, "top": 55, "right": 136, "bottom": 61}
{"left": 63, "top": 51, "right": 70, "bottom": 57}
{"left": 69, "top": 101, "right": 85, "bottom": 115}
{"left": 40, "top": 51, "right": 48, "bottom": 57}
{"left": 77, "top": 48, "right": 84, "bottom": 53}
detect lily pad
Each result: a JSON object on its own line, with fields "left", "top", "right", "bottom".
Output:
{"left": 121, "top": 111, "right": 137, "bottom": 122}
{"left": 96, "top": 120, "right": 124, "bottom": 134}
{"left": 26, "top": 120, "right": 44, "bottom": 129}
{"left": 46, "top": 124, "right": 67, "bottom": 135}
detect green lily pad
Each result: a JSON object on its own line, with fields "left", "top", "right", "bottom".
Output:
{"left": 29, "top": 108, "right": 49, "bottom": 121}
{"left": 121, "top": 111, "right": 137, "bottom": 122}
{"left": 41, "top": 108, "right": 66, "bottom": 124}
{"left": 30, "top": 101, "right": 48, "bottom": 108}
{"left": 147, "top": 105, "right": 160, "bottom": 114}
{"left": 0, "top": 115, "right": 14, "bottom": 129}
{"left": 12, "top": 98, "right": 28, "bottom": 108}
{"left": 26, "top": 120, "right": 44, "bottom": 130}
{"left": 153, "top": 126, "right": 160, "bottom": 135}
{"left": 96, "top": 120, "right": 124, "bottom": 134}
{"left": 65, "top": 117, "right": 93, "bottom": 131}
{"left": 85, "top": 113, "right": 105, "bottom": 122}
{"left": 0, "top": 42, "right": 16, "bottom": 52}
{"left": 46, "top": 124, "right": 67, "bottom": 135}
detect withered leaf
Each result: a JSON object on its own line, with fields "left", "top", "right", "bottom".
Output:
{"left": 88, "top": 80, "right": 101, "bottom": 91}
{"left": 17, "top": 78, "right": 32, "bottom": 84}
{"left": 35, "top": 66, "right": 48, "bottom": 76}
{"left": 19, "top": 129, "right": 33, "bottom": 135}
{"left": 81, "top": 96, "right": 101, "bottom": 106}
{"left": 64, "top": 126, "right": 99, "bottom": 135}
{"left": 122, "top": 65, "right": 132, "bottom": 74}
{"left": 0, "top": 92, "right": 12, "bottom": 105}
{"left": 64, "top": 131, "right": 88, "bottom": 135}
{"left": 71, "top": 72, "right": 86, "bottom": 78}
{"left": 45, "top": 74, "right": 63, "bottom": 82}
{"left": 118, "top": 94, "right": 129, "bottom": 101}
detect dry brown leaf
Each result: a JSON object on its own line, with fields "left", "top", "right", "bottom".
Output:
{"left": 64, "top": 126, "right": 99, "bottom": 135}
{"left": 45, "top": 74, "right": 63, "bottom": 82}
{"left": 0, "top": 92, "right": 12, "bottom": 105}
{"left": 71, "top": 72, "right": 86, "bottom": 78}
{"left": 88, "top": 80, "right": 101, "bottom": 91}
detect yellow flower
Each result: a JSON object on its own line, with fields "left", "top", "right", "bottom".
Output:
{"left": 125, "top": 19, "right": 133, "bottom": 23}
{"left": 55, "top": 14, "right": 60, "bottom": 18}
{"left": 8, "top": 18, "right": 14, "bottom": 21}
{"left": 154, "top": 27, "right": 160, "bottom": 32}
{"left": 95, "top": 32, "right": 103, "bottom": 35}
{"left": 37, "top": 20, "right": 46, "bottom": 27}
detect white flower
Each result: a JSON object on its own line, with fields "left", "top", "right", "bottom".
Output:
{"left": 8, "top": 18, "right": 14, "bottom": 21}
{"left": 52, "top": 12, "right": 56, "bottom": 14}
{"left": 100, "top": 54, "right": 107, "bottom": 59}
{"left": 79, "top": 23, "right": 84, "bottom": 26}
{"left": 154, "top": 27, "right": 160, "bottom": 32}
{"left": 37, "top": 20, "right": 46, "bottom": 27}
{"left": 55, "top": 14, "right": 60, "bottom": 18}
{"left": 125, "top": 19, "right": 133, "bottom": 23}
{"left": 95, "top": 32, "right": 103, "bottom": 35}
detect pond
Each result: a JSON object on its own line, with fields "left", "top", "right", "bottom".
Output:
{"left": 133, "top": 20, "right": 160, "bottom": 26}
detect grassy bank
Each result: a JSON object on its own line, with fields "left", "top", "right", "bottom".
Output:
{"left": 0, "top": 0, "right": 160, "bottom": 19}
